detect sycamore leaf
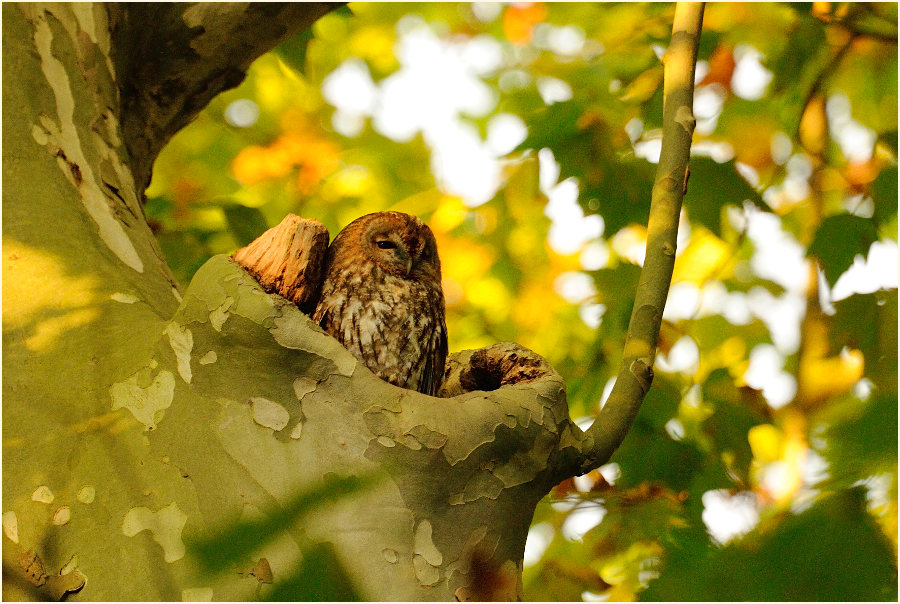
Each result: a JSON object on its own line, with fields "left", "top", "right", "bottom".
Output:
{"left": 642, "top": 488, "right": 898, "bottom": 601}
{"left": 682, "top": 157, "right": 766, "bottom": 237}
{"left": 808, "top": 214, "right": 879, "bottom": 287}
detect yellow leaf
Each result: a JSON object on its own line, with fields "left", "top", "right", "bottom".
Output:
{"left": 466, "top": 277, "right": 511, "bottom": 322}
{"left": 430, "top": 196, "right": 468, "bottom": 234}
{"left": 798, "top": 348, "right": 864, "bottom": 407}
{"left": 672, "top": 227, "right": 734, "bottom": 284}
{"left": 436, "top": 238, "right": 495, "bottom": 284}
{"left": 748, "top": 424, "right": 783, "bottom": 465}
{"left": 796, "top": 310, "right": 865, "bottom": 408}
{"left": 619, "top": 66, "right": 664, "bottom": 103}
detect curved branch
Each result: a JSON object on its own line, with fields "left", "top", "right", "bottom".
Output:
{"left": 578, "top": 2, "right": 705, "bottom": 474}
{"left": 109, "top": 2, "right": 340, "bottom": 190}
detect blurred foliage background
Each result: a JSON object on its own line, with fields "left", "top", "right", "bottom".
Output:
{"left": 147, "top": 2, "right": 897, "bottom": 600}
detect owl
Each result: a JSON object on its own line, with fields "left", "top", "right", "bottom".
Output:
{"left": 312, "top": 211, "right": 448, "bottom": 396}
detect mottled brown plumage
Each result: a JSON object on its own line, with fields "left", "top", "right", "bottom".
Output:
{"left": 312, "top": 211, "right": 448, "bottom": 396}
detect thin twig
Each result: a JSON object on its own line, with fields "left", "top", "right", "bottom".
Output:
{"left": 578, "top": 2, "right": 705, "bottom": 474}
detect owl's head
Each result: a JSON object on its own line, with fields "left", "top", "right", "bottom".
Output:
{"left": 332, "top": 211, "right": 442, "bottom": 280}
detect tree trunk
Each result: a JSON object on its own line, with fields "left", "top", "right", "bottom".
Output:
{"left": 2, "top": 3, "right": 589, "bottom": 600}
{"left": 4, "top": 2, "right": 702, "bottom": 599}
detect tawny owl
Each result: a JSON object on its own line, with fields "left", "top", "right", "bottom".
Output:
{"left": 312, "top": 211, "right": 448, "bottom": 396}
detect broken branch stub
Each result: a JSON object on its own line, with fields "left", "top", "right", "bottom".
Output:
{"left": 232, "top": 214, "right": 330, "bottom": 314}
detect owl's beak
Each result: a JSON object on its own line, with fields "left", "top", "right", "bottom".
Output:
{"left": 404, "top": 257, "right": 413, "bottom": 276}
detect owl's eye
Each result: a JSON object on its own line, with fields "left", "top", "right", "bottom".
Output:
{"left": 375, "top": 240, "right": 397, "bottom": 250}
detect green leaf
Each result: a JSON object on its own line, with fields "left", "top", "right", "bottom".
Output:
{"left": 702, "top": 369, "right": 771, "bottom": 482}
{"left": 610, "top": 378, "right": 706, "bottom": 492}
{"left": 682, "top": 157, "right": 767, "bottom": 236}
{"left": 642, "top": 488, "right": 899, "bottom": 601}
{"left": 808, "top": 214, "right": 879, "bottom": 287}
{"left": 817, "top": 394, "right": 898, "bottom": 485}
{"left": 274, "top": 28, "right": 315, "bottom": 74}
{"left": 580, "top": 158, "right": 656, "bottom": 236}
{"left": 830, "top": 289, "right": 897, "bottom": 392}
{"left": 223, "top": 203, "right": 271, "bottom": 247}
{"left": 871, "top": 166, "right": 898, "bottom": 231}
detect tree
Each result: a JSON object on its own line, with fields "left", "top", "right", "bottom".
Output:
{"left": 2, "top": 2, "right": 692, "bottom": 599}
{"left": 4, "top": 2, "right": 897, "bottom": 602}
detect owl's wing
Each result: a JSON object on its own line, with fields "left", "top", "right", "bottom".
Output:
{"left": 232, "top": 214, "right": 330, "bottom": 315}
{"left": 420, "top": 315, "right": 449, "bottom": 397}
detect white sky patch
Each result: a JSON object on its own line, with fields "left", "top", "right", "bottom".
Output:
{"left": 540, "top": 151, "right": 604, "bottom": 255}
{"left": 580, "top": 240, "right": 611, "bottom": 270}
{"left": 694, "top": 60, "right": 709, "bottom": 83}
{"left": 693, "top": 140, "right": 735, "bottom": 163}
{"left": 579, "top": 303, "right": 606, "bottom": 329}
{"left": 561, "top": 503, "right": 606, "bottom": 542}
{"left": 826, "top": 92, "right": 877, "bottom": 163}
{"left": 599, "top": 377, "right": 616, "bottom": 411}
{"left": 625, "top": 117, "right": 643, "bottom": 143}
{"left": 731, "top": 44, "right": 773, "bottom": 101}
{"left": 533, "top": 23, "right": 586, "bottom": 57}
{"left": 663, "top": 281, "right": 701, "bottom": 321}
{"left": 224, "top": 99, "right": 260, "bottom": 128}
{"left": 744, "top": 344, "right": 796, "bottom": 409}
{"left": 598, "top": 462, "right": 621, "bottom": 485}
{"left": 427, "top": 120, "right": 500, "bottom": 207}
{"left": 690, "top": 281, "right": 755, "bottom": 326}
{"left": 802, "top": 449, "right": 830, "bottom": 485}
{"left": 322, "top": 58, "right": 378, "bottom": 137}
{"left": 665, "top": 418, "right": 686, "bottom": 441}
{"left": 656, "top": 335, "right": 700, "bottom": 375}
{"left": 758, "top": 461, "right": 796, "bottom": 501}
{"left": 322, "top": 25, "right": 519, "bottom": 206}
{"left": 634, "top": 135, "right": 662, "bottom": 164}
{"left": 471, "top": 2, "right": 502, "bottom": 24}
{"left": 498, "top": 68, "right": 531, "bottom": 92}
{"left": 523, "top": 522, "right": 555, "bottom": 567}
{"left": 830, "top": 239, "right": 899, "bottom": 301}
{"left": 746, "top": 209, "right": 809, "bottom": 294}
{"left": 746, "top": 287, "right": 805, "bottom": 354}
{"left": 610, "top": 226, "right": 647, "bottom": 265}
{"left": 460, "top": 33, "right": 504, "bottom": 75}
{"left": 538, "top": 147, "right": 561, "bottom": 189}
{"left": 860, "top": 473, "right": 894, "bottom": 514}
{"left": 770, "top": 131, "right": 793, "bottom": 165}
{"left": 376, "top": 27, "right": 497, "bottom": 140}
{"left": 574, "top": 415, "right": 596, "bottom": 432}
{"left": 554, "top": 271, "right": 597, "bottom": 304}
{"left": 693, "top": 83, "right": 726, "bottom": 135}
{"left": 537, "top": 76, "right": 573, "bottom": 104}
{"left": 702, "top": 490, "right": 760, "bottom": 545}
{"left": 487, "top": 113, "right": 527, "bottom": 155}
{"left": 735, "top": 161, "right": 760, "bottom": 188}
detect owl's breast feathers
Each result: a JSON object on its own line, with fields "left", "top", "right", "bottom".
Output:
{"left": 313, "top": 266, "right": 447, "bottom": 396}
